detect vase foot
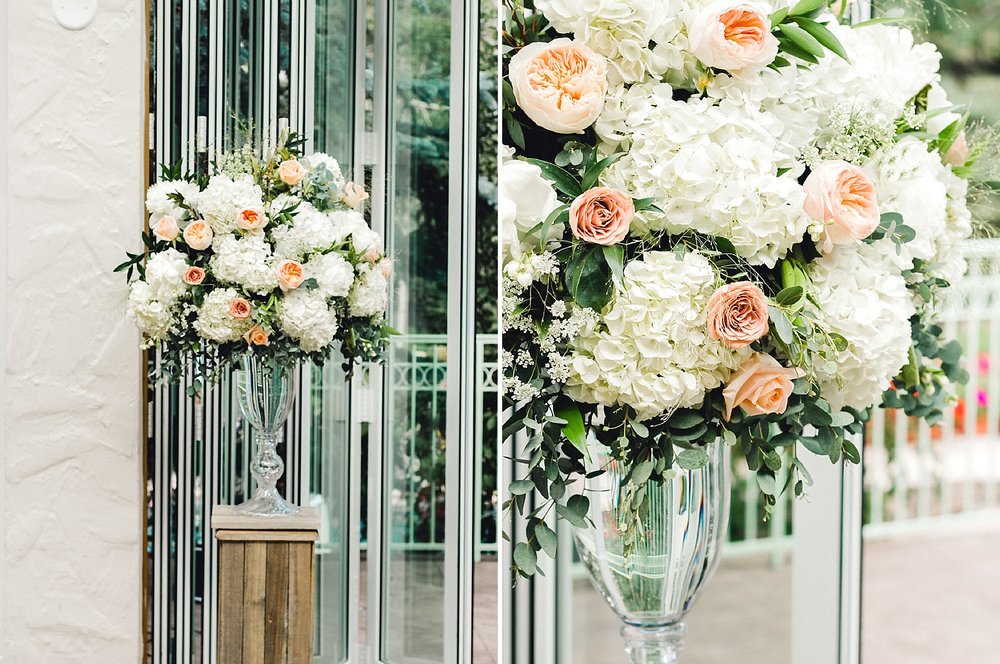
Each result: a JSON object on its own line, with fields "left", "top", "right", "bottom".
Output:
{"left": 234, "top": 491, "right": 300, "bottom": 517}
{"left": 622, "top": 622, "right": 686, "bottom": 664}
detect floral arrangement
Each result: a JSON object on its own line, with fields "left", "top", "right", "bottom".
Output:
{"left": 501, "top": 0, "right": 981, "bottom": 576}
{"left": 118, "top": 134, "right": 393, "bottom": 384}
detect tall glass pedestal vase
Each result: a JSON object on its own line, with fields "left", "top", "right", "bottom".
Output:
{"left": 235, "top": 353, "right": 300, "bottom": 516}
{"left": 573, "top": 443, "right": 731, "bottom": 663}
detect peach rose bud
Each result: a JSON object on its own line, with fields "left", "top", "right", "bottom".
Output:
{"left": 803, "top": 160, "right": 879, "bottom": 252}
{"left": 237, "top": 207, "right": 267, "bottom": 231}
{"left": 688, "top": 2, "right": 780, "bottom": 74}
{"left": 342, "top": 182, "right": 370, "bottom": 209}
{"left": 183, "top": 220, "right": 214, "bottom": 250}
{"left": 723, "top": 353, "right": 803, "bottom": 421}
{"left": 944, "top": 131, "right": 969, "bottom": 167}
{"left": 243, "top": 325, "right": 270, "bottom": 346}
{"left": 183, "top": 266, "right": 206, "bottom": 286}
{"left": 569, "top": 187, "right": 635, "bottom": 246}
{"left": 508, "top": 38, "right": 607, "bottom": 134}
{"left": 229, "top": 297, "right": 252, "bottom": 320}
{"left": 365, "top": 246, "right": 382, "bottom": 263}
{"left": 153, "top": 215, "right": 180, "bottom": 242}
{"left": 380, "top": 259, "right": 393, "bottom": 279}
{"left": 277, "top": 259, "right": 305, "bottom": 291}
{"left": 278, "top": 159, "right": 305, "bottom": 186}
{"left": 707, "top": 281, "right": 769, "bottom": 348}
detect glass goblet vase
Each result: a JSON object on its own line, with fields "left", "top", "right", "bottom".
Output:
{"left": 573, "top": 442, "right": 731, "bottom": 663}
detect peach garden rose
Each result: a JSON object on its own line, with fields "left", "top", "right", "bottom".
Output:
{"left": 706, "top": 281, "right": 769, "bottom": 348}
{"left": 229, "top": 297, "right": 252, "bottom": 320}
{"left": 278, "top": 159, "right": 305, "bottom": 186}
{"left": 342, "top": 181, "right": 369, "bottom": 209}
{"left": 243, "top": 325, "right": 270, "bottom": 346}
{"left": 803, "top": 160, "right": 880, "bottom": 251}
{"left": 277, "top": 259, "right": 305, "bottom": 291}
{"left": 723, "top": 353, "right": 803, "bottom": 421}
{"left": 236, "top": 207, "right": 267, "bottom": 231}
{"left": 182, "top": 220, "right": 213, "bottom": 250}
{"left": 183, "top": 266, "right": 206, "bottom": 286}
{"left": 688, "top": 2, "right": 780, "bottom": 74}
{"left": 508, "top": 38, "right": 607, "bottom": 134}
{"left": 569, "top": 187, "right": 635, "bottom": 246}
{"left": 153, "top": 215, "right": 180, "bottom": 242}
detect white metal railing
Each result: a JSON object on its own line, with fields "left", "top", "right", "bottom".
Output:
{"left": 864, "top": 239, "right": 1000, "bottom": 539}
{"left": 382, "top": 333, "right": 499, "bottom": 555}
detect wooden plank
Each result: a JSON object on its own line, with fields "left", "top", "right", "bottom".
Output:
{"left": 287, "top": 541, "right": 314, "bottom": 664}
{"left": 212, "top": 506, "right": 320, "bottom": 532}
{"left": 264, "top": 543, "right": 290, "bottom": 664}
{"left": 218, "top": 541, "right": 245, "bottom": 664}
{"left": 243, "top": 541, "right": 268, "bottom": 664}
{"left": 216, "top": 529, "right": 319, "bottom": 543}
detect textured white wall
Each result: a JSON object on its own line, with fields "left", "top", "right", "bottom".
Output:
{"left": 4, "top": 1, "right": 145, "bottom": 661}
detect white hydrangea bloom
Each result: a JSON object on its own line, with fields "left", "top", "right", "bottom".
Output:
{"left": 565, "top": 251, "right": 747, "bottom": 420}
{"left": 706, "top": 21, "right": 940, "bottom": 157}
{"left": 278, "top": 289, "right": 339, "bottom": 352}
{"left": 267, "top": 193, "right": 300, "bottom": 216}
{"left": 848, "top": 24, "right": 941, "bottom": 117}
{"left": 938, "top": 167, "right": 973, "bottom": 282}
{"left": 534, "top": 0, "right": 698, "bottom": 85}
{"left": 194, "top": 287, "right": 250, "bottom": 343}
{"left": 811, "top": 244, "right": 915, "bottom": 412}
{"left": 349, "top": 263, "right": 389, "bottom": 317}
{"left": 306, "top": 252, "right": 355, "bottom": 298}
{"left": 195, "top": 173, "right": 265, "bottom": 234}
{"left": 144, "top": 248, "right": 189, "bottom": 303}
{"left": 271, "top": 204, "right": 366, "bottom": 260}
{"left": 300, "top": 152, "right": 346, "bottom": 189}
{"left": 867, "top": 138, "right": 951, "bottom": 272}
{"left": 126, "top": 280, "right": 174, "bottom": 340}
{"left": 210, "top": 233, "right": 279, "bottom": 295}
{"left": 145, "top": 180, "right": 201, "bottom": 219}
{"left": 601, "top": 88, "right": 809, "bottom": 266}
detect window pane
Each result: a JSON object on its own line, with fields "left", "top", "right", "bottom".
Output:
{"left": 382, "top": 0, "right": 452, "bottom": 660}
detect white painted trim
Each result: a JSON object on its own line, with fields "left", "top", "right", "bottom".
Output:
{"left": 0, "top": 0, "right": 7, "bottom": 657}
{"left": 791, "top": 457, "right": 846, "bottom": 664}
{"left": 445, "top": 0, "right": 479, "bottom": 661}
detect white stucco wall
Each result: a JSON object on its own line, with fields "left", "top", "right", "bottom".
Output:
{"left": 3, "top": 2, "right": 145, "bottom": 661}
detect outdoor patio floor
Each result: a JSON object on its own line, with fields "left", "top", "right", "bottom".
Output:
{"left": 571, "top": 526, "right": 1000, "bottom": 664}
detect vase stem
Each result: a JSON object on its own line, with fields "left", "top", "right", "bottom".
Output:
{"left": 622, "top": 623, "right": 686, "bottom": 664}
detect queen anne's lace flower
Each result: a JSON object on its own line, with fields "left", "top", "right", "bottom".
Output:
{"left": 811, "top": 244, "right": 915, "bottom": 411}
{"left": 210, "top": 233, "right": 279, "bottom": 295}
{"left": 195, "top": 174, "right": 265, "bottom": 234}
{"left": 194, "top": 288, "right": 251, "bottom": 343}
{"left": 278, "top": 289, "right": 339, "bottom": 352}
{"left": 566, "top": 251, "right": 748, "bottom": 420}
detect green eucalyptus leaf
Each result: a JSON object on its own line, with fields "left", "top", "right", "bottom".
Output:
{"left": 509, "top": 479, "right": 536, "bottom": 495}
{"left": 676, "top": 448, "right": 710, "bottom": 470}
{"left": 535, "top": 522, "right": 559, "bottom": 558}
{"left": 513, "top": 542, "right": 537, "bottom": 575}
